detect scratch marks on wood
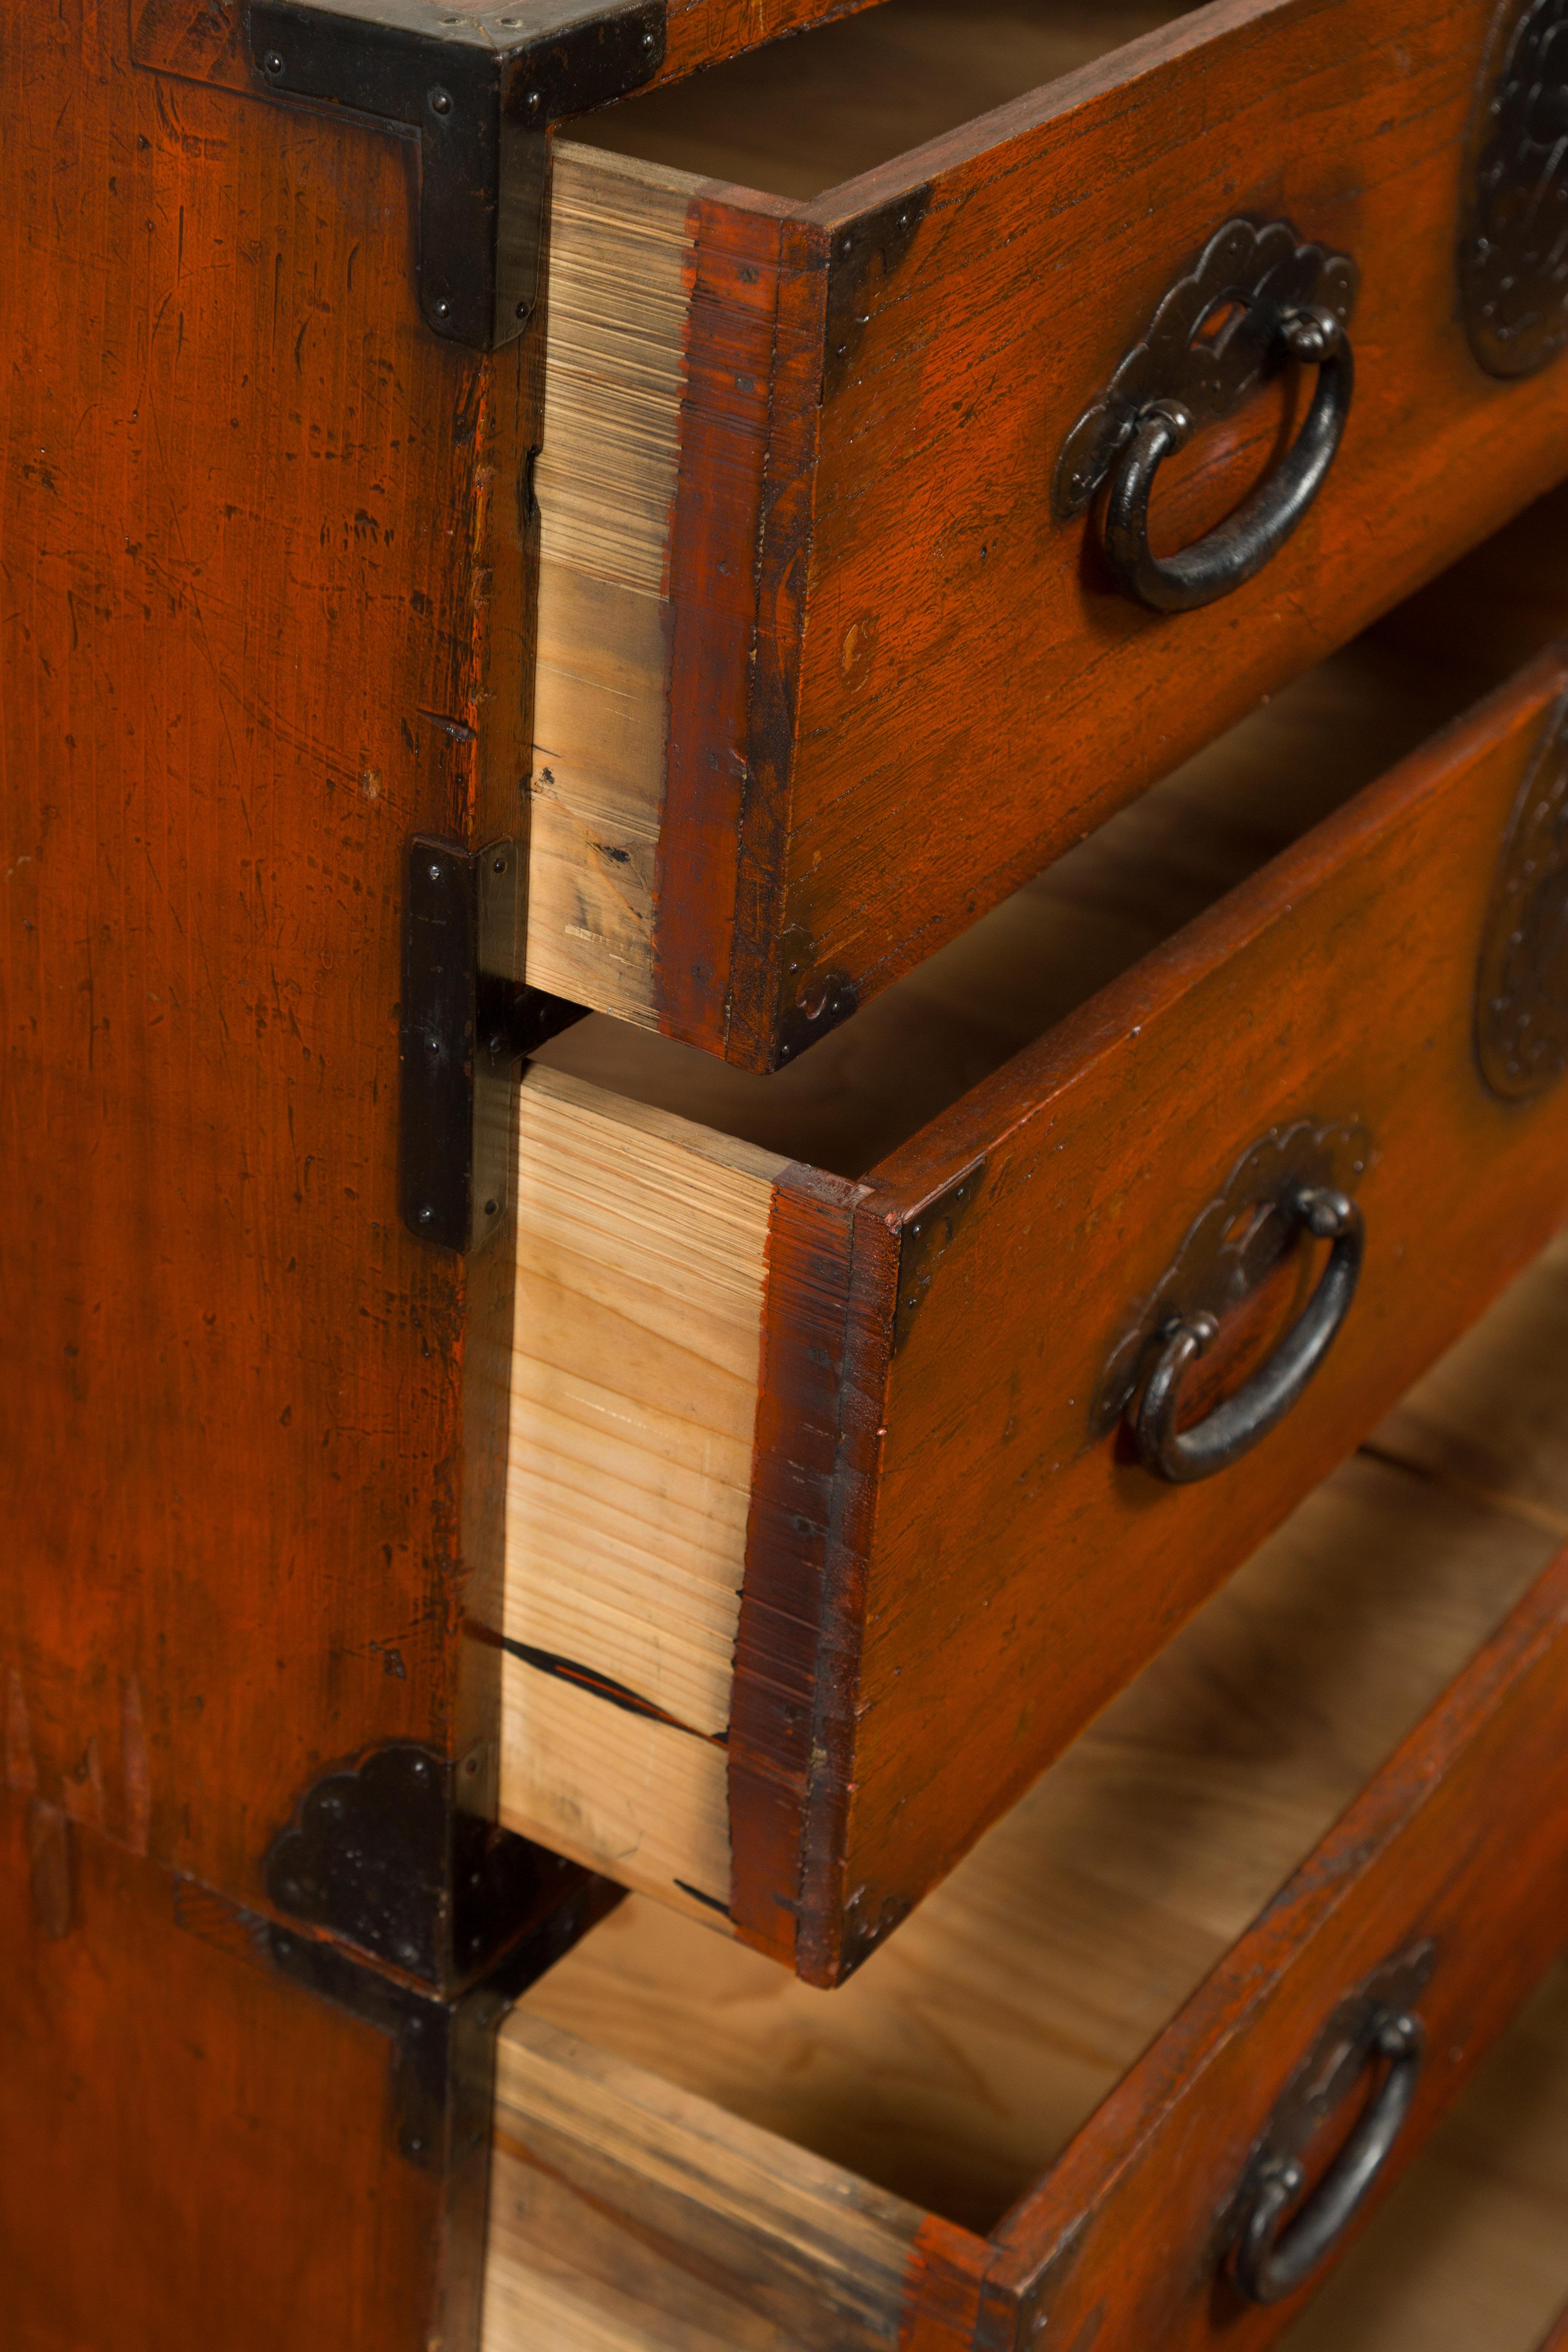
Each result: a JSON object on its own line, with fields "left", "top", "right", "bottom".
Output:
{"left": 6, "top": 1671, "right": 38, "bottom": 1793}
{"left": 122, "top": 1677, "right": 152, "bottom": 1856}
{"left": 28, "top": 1801, "right": 74, "bottom": 1940}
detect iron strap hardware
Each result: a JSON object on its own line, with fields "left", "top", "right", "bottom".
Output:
{"left": 244, "top": 0, "right": 666, "bottom": 347}
{"left": 398, "top": 836, "right": 585, "bottom": 1255}
{"left": 1056, "top": 215, "right": 1359, "bottom": 613}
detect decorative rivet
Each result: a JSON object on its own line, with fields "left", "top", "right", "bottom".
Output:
{"left": 428, "top": 85, "right": 453, "bottom": 116}
{"left": 427, "top": 862, "right": 442, "bottom": 881}
{"left": 418, "top": 1206, "right": 435, "bottom": 1226}
{"left": 514, "top": 298, "right": 531, "bottom": 321}
{"left": 262, "top": 49, "right": 284, "bottom": 76}
{"left": 432, "top": 298, "right": 451, "bottom": 321}
{"left": 483, "top": 1199, "right": 498, "bottom": 1217}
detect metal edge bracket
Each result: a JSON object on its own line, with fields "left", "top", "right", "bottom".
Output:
{"left": 175, "top": 1847, "right": 624, "bottom": 2172}
{"left": 398, "top": 835, "right": 585, "bottom": 1255}
{"left": 245, "top": 0, "right": 666, "bottom": 347}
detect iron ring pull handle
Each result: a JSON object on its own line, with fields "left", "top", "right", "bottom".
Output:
{"left": 1232, "top": 2010, "right": 1426, "bottom": 2306}
{"left": 1102, "top": 305, "right": 1354, "bottom": 614}
{"left": 1134, "top": 1184, "right": 1364, "bottom": 1484}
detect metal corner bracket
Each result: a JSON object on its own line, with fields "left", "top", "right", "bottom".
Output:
{"left": 245, "top": 0, "right": 667, "bottom": 347}
{"left": 399, "top": 835, "right": 585, "bottom": 1255}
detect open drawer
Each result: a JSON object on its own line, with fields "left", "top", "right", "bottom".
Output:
{"left": 489, "top": 1235, "right": 1568, "bottom": 2349}
{"left": 528, "top": 0, "right": 1568, "bottom": 1066}
{"left": 492, "top": 485, "right": 1568, "bottom": 1982}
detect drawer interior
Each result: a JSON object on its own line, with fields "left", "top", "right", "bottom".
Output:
{"left": 492, "top": 1228, "right": 1568, "bottom": 2343}
{"left": 565, "top": 0, "right": 1209, "bottom": 202}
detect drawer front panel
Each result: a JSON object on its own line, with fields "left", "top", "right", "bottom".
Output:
{"left": 536, "top": 0, "right": 1568, "bottom": 1067}
{"left": 967, "top": 1548, "right": 1568, "bottom": 2349}
{"left": 748, "top": 652, "right": 1568, "bottom": 1981}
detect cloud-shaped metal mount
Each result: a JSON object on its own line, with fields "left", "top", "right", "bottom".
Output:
{"left": 1055, "top": 215, "right": 1360, "bottom": 519}
{"left": 1091, "top": 1115, "right": 1373, "bottom": 1438}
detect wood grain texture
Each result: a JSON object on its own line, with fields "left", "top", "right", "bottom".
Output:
{"left": 496, "top": 1065, "right": 781, "bottom": 1917}
{"left": 573, "top": 0, "right": 1202, "bottom": 198}
{"left": 528, "top": 149, "right": 695, "bottom": 1023}
{"left": 522, "top": 1467, "right": 1556, "bottom": 2229}
{"left": 541, "top": 0, "right": 1568, "bottom": 1063}
{"left": 487, "top": 2012, "right": 922, "bottom": 2351}
{"left": 0, "top": 1791, "right": 444, "bottom": 2352}
{"left": 531, "top": 588, "right": 1568, "bottom": 1974}
{"left": 0, "top": 0, "right": 532, "bottom": 1970}
{"left": 506, "top": 1228, "right": 1568, "bottom": 2346}
{"left": 520, "top": 588, "right": 1415, "bottom": 1929}
{"left": 727, "top": 1164, "right": 896, "bottom": 1972}
{"left": 1280, "top": 1962, "right": 1568, "bottom": 2352}
{"left": 821, "top": 649, "right": 1568, "bottom": 1985}
{"left": 131, "top": 0, "right": 894, "bottom": 98}
{"left": 972, "top": 1548, "right": 1568, "bottom": 2349}
{"left": 1, "top": 5, "right": 541, "bottom": 2336}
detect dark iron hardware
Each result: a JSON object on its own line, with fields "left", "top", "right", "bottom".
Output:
{"left": 1224, "top": 1942, "right": 1435, "bottom": 2304}
{"left": 178, "top": 1842, "right": 622, "bottom": 2170}
{"left": 245, "top": 0, "right": 665, "bottom": 347}
{"left": 263, "top": 1738, "right": 576, "bottom": 1988}
{"left": 893, "top": 1161, "right": 986, "bottom": 1354}
{"left": 1476, "top": 687, "right": 1568, "bottom": 1099}
{"left": 1460, "top": 0, "right": 1568, "bottom": 378}
{"left": 1057, "top": 216, "right": 1358, "bottom": 614}
{"left": 1133, "top": 1185, "right": 1363, "bottom": 1482}
{"left": 399, "top": 836, "right": 585, "bottom": 1255}
{"left": 1094, "top": 1115, "right": 1369, "bottom": 1438}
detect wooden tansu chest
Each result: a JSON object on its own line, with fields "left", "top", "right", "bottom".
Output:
{"left": 8, "top": 0, "right": 1568, "bottom": 2343}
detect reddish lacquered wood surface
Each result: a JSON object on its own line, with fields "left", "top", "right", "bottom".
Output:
{"left": 902, "top": 1545, "right": 1568, "bottom": 2348}
{"left": 0, "top": 0, "right": 552, "bottom": 2328}
{"left": 582, "top": 0, "right": 1568, "bottom": 1066}
{"left": 0, "top": 0, "right": 528, "bottom": 1926}
{"left": 131, "top": 0, "right": 891, "bottom": 102}
{"left": 2, "top": 1787, "right": 451, "bottom": 2352}
{"left": 727, "top": 650, "right": 1568, "bottom": 1981}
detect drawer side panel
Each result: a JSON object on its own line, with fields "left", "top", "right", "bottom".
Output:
{"left": 497, "top": 1066, "right": 781, "bottom": 1922}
